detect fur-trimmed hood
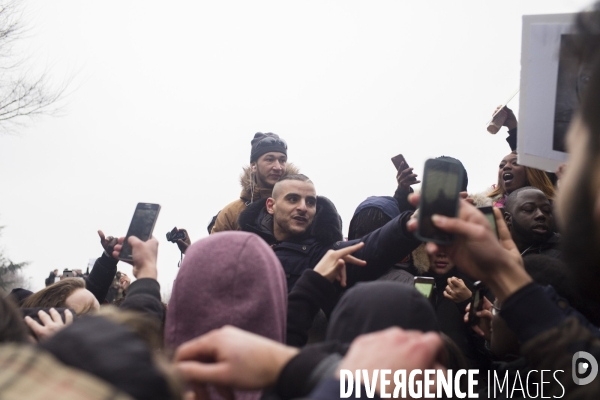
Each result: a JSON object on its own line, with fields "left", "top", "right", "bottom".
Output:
{"left": 238, "top": 163, "right": 300, "bottom": 202}
{"left": 238, "top": 195, "right": 343, "bottom": 245}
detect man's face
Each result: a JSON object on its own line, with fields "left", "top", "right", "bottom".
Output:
{"left": 506, "top": 189, "right": 554, "bottom": 247}
{"left": 253, "top": 152, "right": 287, "bottom": 188}
{"left": 266, "top": 180, "right": 317, "bottom": 241}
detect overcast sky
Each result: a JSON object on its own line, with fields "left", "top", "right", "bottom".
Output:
{"left": 0, "top": 0, "right": 592, "bottom": 294}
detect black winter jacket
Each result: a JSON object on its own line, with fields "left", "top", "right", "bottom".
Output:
{"left": 238, "top": 196, "right": 422, "bottom": 292}
{"left": 426, "top": 268, "right": 489, "bottom": 370}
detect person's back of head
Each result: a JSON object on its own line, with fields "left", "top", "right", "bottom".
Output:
{"left": 165, "top": 231, "right": 287, "bottom": 349}
{"left": 21, "top": 278, "right": 99, "bottom": 315}
{"left": 436, "top": 156, "right": 469, "bottom": 192}
{"left": 326, "top": 281, "right": 439, "bottom": 345}
{"left": 39, "top": 314, "right": 180, "bottom": 400}
{"left": 348, "top": 196, "right": 400, "bottom": 240}
{"left": 0, "top": 296, "right": 29, "bottom": 344}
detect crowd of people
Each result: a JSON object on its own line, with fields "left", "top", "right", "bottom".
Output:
{"left": 2, "top": 4, "right": 600, "bottom": 400}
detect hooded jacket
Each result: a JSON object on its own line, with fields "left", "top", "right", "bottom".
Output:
{"left": 276, "top": 282, "right": 439, "bottom": 399}
{"left": 165, "top": 231, "right": 287, "bottom": 400}
{"left": 238, "top": 196, "right": 422, "bottom": 292}
{"left": 211, "top": 164, "right": 299, "bottom": 233}
{"left": 165, "top": 231, "right": 287, "bottom": 347}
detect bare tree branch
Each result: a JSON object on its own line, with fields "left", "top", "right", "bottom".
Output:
{"left": 0, "top": 0, "right": 71, "bottom": 134}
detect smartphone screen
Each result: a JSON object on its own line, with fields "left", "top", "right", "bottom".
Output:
{"left": 119, "top": 203, "right": 161, "bottom": 261}
{"left": 416, "top": 159, "right": 463, "bottom": 245}
{"left": 414, "top": 277, "right": 435, "bottom": 298}
{"left": 415, "top": 282, "right": 433, "bottom": 298}
{"left": 477, "top": 206, "right": 499, "bottom": 238}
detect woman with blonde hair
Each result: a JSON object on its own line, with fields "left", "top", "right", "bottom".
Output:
{"left": 488, "top": 151, "right": 555, "bottom": 207}
{"left": 21, "top": 278, "right": 100, "bottom": 315}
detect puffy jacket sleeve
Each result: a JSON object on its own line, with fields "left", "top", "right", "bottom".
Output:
{"left": 393, "top": 186, "right": 416, "bottom": 213}
{"left": 335, "top": 211, "right": 421, "bottom": 287}
{"left": 119, "top": 278, "right": 164, "bottom": 323}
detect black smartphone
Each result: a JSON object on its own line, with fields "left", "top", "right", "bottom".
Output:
{"left": 477, "top": 206, "right": 499, "bottom": 238}
{"left": 415, "top": 158, "right": 463, "bottom": 245}
{"left": 391, "top": 154, "right": 408, "bottom": 171}
{"left": 414, "top": 276, "right": 435, "bottom": 298}
{"left": 468, "top": 281, "right": 484, "bottom": 326}
{"left": 119, "top": 203, "right": 161, "bottom": 262}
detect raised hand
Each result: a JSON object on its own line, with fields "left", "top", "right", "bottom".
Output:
{"left": 113, "top": 236, "right": 159, "bottom": 280}
{"left": 98, "top": 230, "right": 119, "bottom": 258}
{"left": 406, "top": 193, "right": 530, "bottom": 302}
{"left": 314, "top": 242, "right": 366, "bottom": 287}
{"left": 175, "top": 326, "right": 299, "bottom": 397}
{"left": 396, "top": 161, "right": 421, "bottom": 191}
{"left": 444, "top": 276, "right": 472, "bottom": 303}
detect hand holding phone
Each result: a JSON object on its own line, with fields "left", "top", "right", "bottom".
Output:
{"left": 118, "top": 203, "right": 161, "bottom": 262}
{"left": 113, "top": 236, "right": 159, "bottom": 280}
{"left": 467, "top": 281, "right": 484, "bottom": 326}
{"left": 391, "top": 154, "right": 408, "bottom": 170}
{"left": 416, "top": 158, "right": 463, "bottom": 245}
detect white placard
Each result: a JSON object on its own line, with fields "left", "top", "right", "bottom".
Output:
{"left": 518, "top": 13, "right": 576, "bottom": 172}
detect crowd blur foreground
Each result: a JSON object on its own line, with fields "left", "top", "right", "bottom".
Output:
{"left": 2, "top": 3, "right": 600, "bottom": 400}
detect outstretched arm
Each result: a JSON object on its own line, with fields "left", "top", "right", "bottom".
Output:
{"left": 337, "top": 211, "right": 421, "bottom": 287}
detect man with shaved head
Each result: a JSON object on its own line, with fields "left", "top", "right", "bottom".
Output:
{"left": 239, "top": 174, "right": 422, "bottom": 291}
{"left": 503, "top": 186, "right": 562, "bottom": 259}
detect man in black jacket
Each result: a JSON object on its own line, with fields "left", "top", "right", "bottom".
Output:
{"left": 238, "top": 174, "right": 422, "bottom": 292}
{"left": 503, "top": 186, "right": 562, "bottom": 259}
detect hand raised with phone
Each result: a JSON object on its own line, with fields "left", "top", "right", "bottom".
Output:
{"left": 396, "top": 161, "right": 421, "bottom": 191}
{"left": 406, "top": 193, "right": 530, "bottom": 302}
{"left": 113, "top": 236, "right": 159, "bottom": 280}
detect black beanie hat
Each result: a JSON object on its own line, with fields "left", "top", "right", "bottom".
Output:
{"left": 250, "top": 132, "right": 287, "bottom": 163}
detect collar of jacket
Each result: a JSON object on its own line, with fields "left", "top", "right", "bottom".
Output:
{"left": 238, "top": 163, "right": 300, "bottom": 203}
{"left": 521, "top": 232, "right": 562, "bottom": 255}
{"left": 238, "top": 195, "right": 343, "bottom": 245}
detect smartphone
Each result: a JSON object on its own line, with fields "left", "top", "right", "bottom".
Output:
{"left": 415, "top": 158, "right": 463, "bottom": 245}
{"left": 468, "top": 281, "right": 484, "bottom": 326}
{"left": 391, "top": 154, "right": 408, "bottom": 171}
{"left": 414, "top": 276, "right": 435, "bottom": 299}
{"left": 118, "top": 203, "right": 161, "bottom": 262}
{"left": 62, "top": 270, "right": 74, "bottom": 278}
{"left": 477, "top": 206, "right": 499, "bottom": 239}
